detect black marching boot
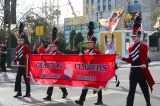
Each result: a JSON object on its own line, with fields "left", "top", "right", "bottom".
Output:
{"left": 43, "top": 96, "right": 52, "bottom": 101}
{"left": 14, "top": 92, "right": 22, "bottom": 98}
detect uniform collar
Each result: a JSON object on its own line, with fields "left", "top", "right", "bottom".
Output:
{"left": 89, "top": 48, "right": 94, "bottom": 53}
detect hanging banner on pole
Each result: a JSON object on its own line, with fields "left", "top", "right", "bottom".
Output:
{"left": 29, "top": 54, "right": 116, "bottom": 89}
{"left": 36, "top": 26, "right": 44, "bottom": 36}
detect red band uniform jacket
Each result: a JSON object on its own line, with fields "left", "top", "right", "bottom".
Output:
{"left": 15, "top": 44, "right": 31, "bottom": 65}
{"left": 123, "top": 42, "right": 155, "bottom": 92}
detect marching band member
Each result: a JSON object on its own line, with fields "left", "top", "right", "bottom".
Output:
{"left": 75, "top": 37, "right": 103, "bottom": 105}
{"left": 14, "top": 35, "right": 31, "bottom": 98}
{"left": 120, "top": 28, "right": 155, "bottom": 106}
{"left": 43, "top": 41, "right": 68, "bottom": 101}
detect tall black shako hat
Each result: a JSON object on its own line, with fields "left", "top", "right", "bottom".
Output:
{"left": 88, "top": 21, "right": 94, "bottom": 36}
{"left": 52, "top": 27, "right": 58, "bottom": 38}
{"left": 88, "top": 21, "right": 94, "bottom": 30}
{"left": 19, "top": 22, "right": 25, "bottom": 34}
{"left": 87, "top": 21, "right": 95, "bottom": 41}
{"left": 18, "top": 22, "right": 25, "bottom": 40}
{"left": 132, "top": 12, "right": 141, "bottom": 37}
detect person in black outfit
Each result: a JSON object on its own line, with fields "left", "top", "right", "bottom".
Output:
{"left": 0, "top": 41, "right": 7, "bottom": 74}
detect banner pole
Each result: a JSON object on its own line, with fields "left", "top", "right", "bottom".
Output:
{"left": 26, "top": 54, "right": 29, "bottom": 78}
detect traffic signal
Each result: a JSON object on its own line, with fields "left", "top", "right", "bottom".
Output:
{"left": 4, "top": 0, "right": 10, "bottom": 24}
{"left": 4, "top": 0, "right": 16, "bottom": 24}
{"left": 11, "top": 0, "right": 16, "bottom": 24}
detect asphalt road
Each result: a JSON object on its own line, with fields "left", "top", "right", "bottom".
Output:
{"left": 0, "top": 61, "right": 160, "bottom": 106}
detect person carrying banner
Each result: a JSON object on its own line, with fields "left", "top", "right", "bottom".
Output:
{"left": 105, "top": 34, "right": 120, "bottom": 87}
{"left": 43, "top": 41, "right": 68, "bottom": 101}
{"left": 14, "top": 35, "right": 31, "bottom": 98}
{"left": 37, "top": 41, "right": 45, "bottom": 54}
{"left": 119, "top": 21, "right": 155, "bottom": 106}
{"left": 75, "top": 36, "right": 103, "bottom": 105}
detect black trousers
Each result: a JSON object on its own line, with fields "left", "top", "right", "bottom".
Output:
{"left": 0, "top": 60, "right": 6, "bottom": 73}
{"left": 126, "top": 67, "right": 150, "bottom": 106}
{"left": 14, "top": 66, "right": 30, "bottom": 94}
{"left": 79, "top": 88, "right": 102, "bottom": 102}
{"left": 47, "top": 86, "right": 67, "bottom": 97}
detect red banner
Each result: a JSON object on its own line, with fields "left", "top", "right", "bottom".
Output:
{"left": 29, "top": 54, "right": 116, "bottom": 89}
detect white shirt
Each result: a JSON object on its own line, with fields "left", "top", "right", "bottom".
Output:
{"left": 105, "top": 39, "right": 116, "bottom": 54}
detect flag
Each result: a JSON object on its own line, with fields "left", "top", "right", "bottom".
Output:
{"left": 153, "top": 16, "right": 160, "bottom": 30}
{"left": 99, "top": 9, "right": 124, "bottom": 34}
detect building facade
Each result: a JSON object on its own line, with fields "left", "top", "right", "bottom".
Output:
{"left": 64, "top": 0, "right": 159, "bottom": 54}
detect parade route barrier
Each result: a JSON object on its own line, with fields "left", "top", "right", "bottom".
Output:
{"left": 29, "top": 54, "right": 116, "bottom": 89}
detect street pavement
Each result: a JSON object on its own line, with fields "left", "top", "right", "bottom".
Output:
{"left": 0, "top": 61, "right": 160, "bottom": 106}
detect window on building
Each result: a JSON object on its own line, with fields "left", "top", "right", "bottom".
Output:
{"left": 100, "top": 12, "right": 103, "bottom": 18}
{"left": 97, "top": 0, "right": 100, "bottom": 11}
{"left": 98, "top": 6, "right": 100, "bottom": 11}
{"left": 103, "top": 0, "right": 106, "bottom": 12}
{"left": 68, "top": 26, "right": 71, "bottom": 30}
{"left": 86, "top": 0, "right": 89, "bottom": 5}
{"left": 108, "top": 0, "right": 111, "bottom": 5}
{"left": 103, "top": 6, "right": 106, "bottom": 12}
{"left": 134, "top": 0, "right": 138, "bottom": 4}
{"left": 156, "top": 0, "right": 160, "bottom": 6}
{"left": 91, "top": 0, "right": 94, "bottom": 5}
{"left": 86, "top": 6, "right": 89, "bottom": 13}
{"left": 103, "top": 0, "right": 106, "bottom": 5}
{"left": 70, "top": 25, "right": 76, "bottom": 30}
{"left": 108, "top": 0, "right": 111, "bottom": 12}
{"left": 64, "top": 26, "right": 68, "bottom": 31}
{"left": 98, "top": 0, "right": 100, "bottom": 4}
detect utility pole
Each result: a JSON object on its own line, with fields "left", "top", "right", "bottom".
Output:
{"left": 4, "top": 0, "right": 17, "bottom": 67}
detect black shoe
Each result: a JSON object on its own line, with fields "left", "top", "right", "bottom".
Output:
{"left": 93, "top": 90, "right": 97, "bottom": 94}
{"left": 115, "top": 75, "right": 118, "bottom": 82}
{"left": 147, "top": 103, "right": 151, "bottom": 106}
{"left": 43, "top": 96, "right": 51, "bottom": 101}
{"left": 94, "top": 101, "right": 103, "bottom": 105}
{"left": 116, "top": 80, "right": 120, "bottom": 87}
{"left": 62, "top": 92, "right": 68, "bottom": 99}
{"left": 126, "top": 104, "right": 133, "bottom": 106}
{"left": 14, "top": 92, "right": 22, "bottom": 98}
{"left": 23, "top": 93, "right": 31, "bottom": 97}
{"left": 75, "top": 100, "right": 84, "bottom": 105}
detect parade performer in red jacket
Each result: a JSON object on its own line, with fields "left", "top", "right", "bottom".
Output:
{"left": 14, "top": 35, "right": 31, "bottom": 98}
{"left": 75, "top": 35, "right": 103, "bottom": 105}
{"left": 43, "top": 41, "right": 68, "bottom": 101}
{"left": 120, "top": 23, "right": 155, "bottom": 106}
